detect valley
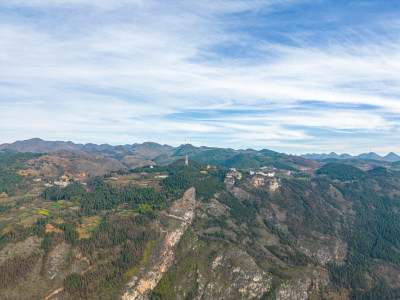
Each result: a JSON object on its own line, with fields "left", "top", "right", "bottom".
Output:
{"left": 1, "top": 139, "right": 400, "bottom": 299}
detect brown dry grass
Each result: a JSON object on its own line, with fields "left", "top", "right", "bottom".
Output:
{"left": 77, "top": 216, "right": 101, "bottom": 240}
{"left": 1, "top": 225, "right": 13, "bottom": 234}
{"left": 17, "top": 169, "right": 41, "bottom": 176}
{"left": 45, "top": 223, "right": 63, "bottom": 234}
{"left": 105, "top": 173, "right": 162, "bottom": 190}
{"left": 19, "top": 215, "right": 41, "bottom": 226}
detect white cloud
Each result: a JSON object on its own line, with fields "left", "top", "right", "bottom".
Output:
{"left": 0, "top": 0, "right": 400, "bottom": 153}
{"left": 0, "top": 0, "right": 144, "bottom": 10}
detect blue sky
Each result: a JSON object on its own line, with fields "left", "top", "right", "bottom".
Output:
{"left": 0, "top": 0, "right": 399, "bottom": 155}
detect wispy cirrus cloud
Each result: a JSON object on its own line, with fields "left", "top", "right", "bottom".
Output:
{"left": 0, "top": 0, "right": 399, "bottom": 154}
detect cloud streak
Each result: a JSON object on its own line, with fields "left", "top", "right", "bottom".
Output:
{"left": 0, "top": 0, "right": 399, "bottom": 154}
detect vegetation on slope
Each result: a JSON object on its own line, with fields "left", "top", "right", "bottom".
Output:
{"left": 316, "top": 162, "right": 365, "bottom": 180}
{"left": 0, "top": 152, "right": 41, "bottom": 196}
{"left": 1, "top": 153, "right": 400, "bottom": 299}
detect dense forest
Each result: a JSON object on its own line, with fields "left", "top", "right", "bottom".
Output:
{"left": 0, "top": 152, "right": 41, "bottom": 196}
{"left": 316, "top": 162, "right": 365, "bottom": 180}
{"left": 190, "top": 150, "right": 298, "bottom": 170}
{"left": 327, "top": 169, "right": 400, "bottom": 299}
{"left": 42, "top": 160, "right": 227, "bottom": 216}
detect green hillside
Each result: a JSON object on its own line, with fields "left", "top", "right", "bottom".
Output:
{"left": 0, "top": 153, "right": 400, "bottom": 299}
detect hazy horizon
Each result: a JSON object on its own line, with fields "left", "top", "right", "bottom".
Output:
{"left": 1, "top": 137, "right": 399, "bottom": 157}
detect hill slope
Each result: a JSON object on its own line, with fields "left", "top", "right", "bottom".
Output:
{"left": 1, "top": 153, "right": 400, "bottom": 299}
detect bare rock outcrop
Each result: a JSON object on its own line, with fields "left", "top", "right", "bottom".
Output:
{"left": 122, "top": 188, "right": 196, "bottom": 300}
{"left": 0, "top": 236, "right": 42, "bottom": 266}
{"left": 250, "top": 175, "right": 280, "bottom": 191}
{"left": 297, "top": 235, "right": 347, "bottom": 265}
{"left": 199, "top": 248, "right": 272, "bottom": 299}
{"left": 275, "top": 267, "right": 330, "bottom": 300}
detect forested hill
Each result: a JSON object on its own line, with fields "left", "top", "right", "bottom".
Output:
{"left": 0, "top": 152, "right": 400, "bottom": 299}
{"left": 0, "top": 138, "right": 319, "bottom": 170}
{"left": 316, "top": 162, "right": 365, "bottom": 180}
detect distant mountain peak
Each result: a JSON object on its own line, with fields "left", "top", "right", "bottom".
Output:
{"left": 0, "top": 138, "right": 82, "bottom": 153}
{"left": 383, "top": 152, "right": 400, "bottom": 162}
{"left": 173, "top": 144, "right": 200, "bottom": 156}
{"left": 301, "top": 151, "right": 400, "bottom": 162}
{"left": 27, "top": 137, "right": 44, "bottom": 142}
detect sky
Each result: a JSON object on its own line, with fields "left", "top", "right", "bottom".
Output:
{"left": 0, "top": 0, "right": 399, "bottom": 155}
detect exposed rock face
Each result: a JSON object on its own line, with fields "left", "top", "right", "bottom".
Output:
{"left": 203, "top": 248, "right": 272, "bottom": 299}
{"left": 231, "top": 187, "right": 252, "bottom": 201}
{"left": 168, "top": 187, "right": 196, "bottom": 223}
{"left": 297, "top": 235, "right": 348, "bottom": 265}
{"left": 47, "top": 243, "right": 69, "bottom": 280}
{"left": 0, "top": 239, "right": 88, "bottom": 299}
{"left": 200, "top": 198, "right": 230, "bottom": 218}
{"left": 0, "top": 236, "right": 41, "bottom": 266}
{"left": 269, "top": 179, "right": 280, "bottom": 191}
{"left": 250, "top": 175, "right": 280, "bottom": 191}
{"left": 275, "top": 267, "right": 330, "bottom": 300}
{"left": 224, "top": 171, "right": 242, "bottom": 188}
{"left": 122, "top": 188, "right": 196, "bottom": 300}
{"left": 377, "top": 261, "right": 400, "bottom": 290}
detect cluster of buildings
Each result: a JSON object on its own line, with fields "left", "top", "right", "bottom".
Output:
{"left": 34, "top": 174, "right": 77, "bottom": 188}
{"left": 249, "top": 171, "right": 275, "bottom": 177}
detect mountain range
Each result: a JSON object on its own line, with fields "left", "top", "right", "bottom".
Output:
{"left": 1, "top": 138, "right": 399, "bottom": 173}
{"left": 0, "top": 138, "right": 319, "bottom": 171}
{"left": 301, "top": 151, "right": 400, "bottom": 162}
